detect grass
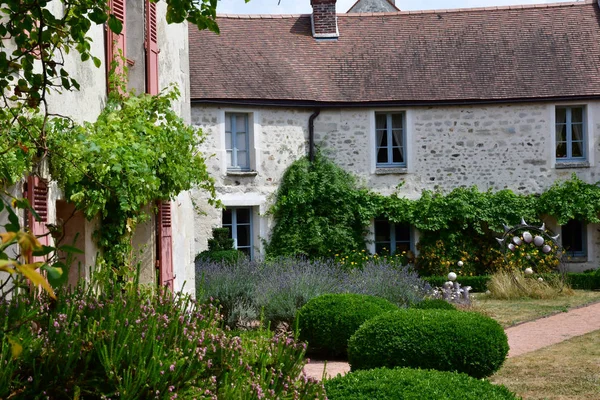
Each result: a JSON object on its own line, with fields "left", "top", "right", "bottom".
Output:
{"left": 491, "top": 330, "right": 600, "bottom": 400}
{"left": 469, "top": 290, "right": 600, "bottom": 328}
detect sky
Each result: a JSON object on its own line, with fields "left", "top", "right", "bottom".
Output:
{"left": 216, "top": 0, "right": 578, "bottom": 14}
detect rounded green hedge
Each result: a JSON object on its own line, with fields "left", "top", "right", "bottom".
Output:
{"left": 297, "top": 293, "right": 398, "bottom": 358}
{"left": 347, "top": 309, "right": 508, "bottom": 378}
{"left": 411, "top": 298, "right": 456, "bottom": 311}
{"left": 324, "top": 367, "right": 519, "bottom": 400}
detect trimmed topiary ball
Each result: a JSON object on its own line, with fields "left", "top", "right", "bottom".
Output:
{"left": 324, "top": 367, "right": 519, "bottom": 400}
{"left": 411, "top": 298, "right": 456, "bottom": 311}
{"left": 297, "top": 293, "right": 398, "bottom": 358}
{"left": 348, "top": 309, "right": 508, "bottom": 378}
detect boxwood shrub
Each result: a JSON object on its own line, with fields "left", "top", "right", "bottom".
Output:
{"left": 324, "top": 367, "right": 519, "bottom": 400}
{"left": 298, "top": 293, "right": 398, "bottom": 358}
{"left": 411, "top": 298, "right": 456, "bottom": 311}
{"left": 347, "top": 309, "right": 508, "bottom": 378}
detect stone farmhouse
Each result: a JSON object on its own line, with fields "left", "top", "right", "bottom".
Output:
{"left": 1, "top": 1, "right": 196, "bottom": 293}
{"left": 189, "top": 0, "right": 600, "bottom": 272}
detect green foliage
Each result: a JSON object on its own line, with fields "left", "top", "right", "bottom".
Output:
{"left": 48, "top": 86, "right": 215, "bottom": 271}
{"left": 196, "top": 228, "right": 241, "bottom": 265}
{"left": 208, "top": 227, "right": 235, "bottom": 251}
{"left": 412, "top": 298, "right": 457, "bottom": 311}
{"left": 537, "top": 174, "right": 600, "bottom": 224}
{"left": 324, "top": 367, "right": 519, "bottom": 400}
{"left": 297, "top": 293, "right": 398, "bottom": 358}
{"left": 267, "top": 155, "right": 597, "bottom": 276}
{"left": 265, "top": 153, "right": 372, "bottom": 258}
{"left": 347, "top": 309, "right": 508, "bottom": 378}
{"left": 0, "top": 283, "right": 326, "bottom": 399}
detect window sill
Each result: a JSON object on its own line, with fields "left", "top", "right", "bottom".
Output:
{"left": 564, "top": 256, "right": 588, "bottom": 263}
{"left": 555, "top": 161, "right": 589, "bottom": 169}
{"left": 226, "top": 170, "right": 258, "bottom": 177}
{"left": 375, "top": 167, "right": 408, "bottom": 175}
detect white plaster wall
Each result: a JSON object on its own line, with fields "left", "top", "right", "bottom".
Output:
{"left": 192, "top": 101, "right": 600, "bottom": 271}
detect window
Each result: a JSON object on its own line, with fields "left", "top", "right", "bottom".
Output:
{"left": 222, "top": 207, "right": 253, "bottom": 258}
{"left": 374, "top": 218, "right": 412, "bottom": 254}
{"left": 556, "top": 106, "right": 586, "bottom": 161}
{"left": 376, "top": 112, "right": 406, "bottom": 168}
{"left": 225, "top": 113, "right": 250, "bottom": 170}
{"left": 561, "top": 220, "right": 587, "bottom": 258}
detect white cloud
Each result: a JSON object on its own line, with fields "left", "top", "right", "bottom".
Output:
{"left": 217, "top": 0, "right": 576, "bottom": 14}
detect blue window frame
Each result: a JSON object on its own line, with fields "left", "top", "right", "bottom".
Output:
{"left": 225, "top": 113, "right": 250, "bottom": 170}
{"left": 374, "top": 218, "right": 412, "bottom": 255}
{"left": 561, "top": 220, "right": 587, "bottom": 258}
{"left": 222, "top": 207, "right": 253, "bottom": 259}
{"left": 556, "top": 106, "right": 586, "bottom": 161}
{"left": 376, "top": 112, "right": 406, "bottom": 167}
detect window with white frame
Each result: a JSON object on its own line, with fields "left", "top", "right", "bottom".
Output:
{"left": 376, "top": 112, "right": 406, "bottom": 168}
{"left": 225, "top": 113, "right": 250, "bottom": 170}
{"left": 555, "top": 106, "right": 586, "bottom": 162}
{"left": 222, "top": 207, "right": 253, "bottom": 258}
{"left": 374, "top": 218, "right": 412, "bottom": 255}
{"left": 561, "top": 219, "right": 587, "bottom": 258}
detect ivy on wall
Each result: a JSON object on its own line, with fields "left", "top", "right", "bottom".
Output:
{"left": 267, "top": 153, "right": 600, "bottom": 275}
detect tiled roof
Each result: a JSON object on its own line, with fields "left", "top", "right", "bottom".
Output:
{"left": 189, "top": 1, "right": 600, "bottom": 105}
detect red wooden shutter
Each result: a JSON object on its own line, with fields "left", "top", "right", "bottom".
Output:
{"left": 106, "top": 0, "right": 127, "bottom": 92}
{"left": 157, "top": 201, "right": 174, "bottom": 289}
{"left": 145, "top": 0, "right": 159, "bottom": 95}
{"left": 27, "top": 176, "right": 50, "bottom": 263}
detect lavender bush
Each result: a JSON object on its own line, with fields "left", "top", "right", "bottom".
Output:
{"left": 196, "top": 257, "right": 431, "bottom": 328}
{"left": 0, "top": 283, "right": 326, "bottom": 399}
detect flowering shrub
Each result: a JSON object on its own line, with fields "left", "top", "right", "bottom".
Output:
{"left": 0, "top": 284, "right": 326, "bottom": 399}
{"left": 196, "top": 257, "right": 430, "bottom": 329}
{"left": 333, "top": 248, "right": 413, "bottom": 270}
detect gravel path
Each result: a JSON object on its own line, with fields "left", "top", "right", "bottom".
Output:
{"left": 303, "top": 301, "right": 600, "bottom": 380}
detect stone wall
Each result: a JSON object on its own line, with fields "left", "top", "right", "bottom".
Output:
{"left": 191, "top": 101, "right": 600, "bottom": 271}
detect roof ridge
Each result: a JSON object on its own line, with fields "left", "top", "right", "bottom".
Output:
{"left": 216, "top": 0, "right": 593, "bottom": 19}
{"left": 341, "top": 0, "right": 593, "bottom": 17}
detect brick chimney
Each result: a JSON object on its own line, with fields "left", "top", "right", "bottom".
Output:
{"left": 311, "top": 0, "right": 338, "bottom": 39}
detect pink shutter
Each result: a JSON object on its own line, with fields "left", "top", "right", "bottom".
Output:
{"left": 107, "top": 0, "right": 127, "bottom": 92}
{"left": 145, "top": 0, "right": 159, "bottom": 95}
{"left": 27, "top": 176, "right": 50, "bottom": 263}
{"left": 157, "top": 201, "right": 174, "bottom": 289}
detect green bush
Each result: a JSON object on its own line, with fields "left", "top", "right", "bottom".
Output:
{"left": 347, "top": 309, "right": 508, "bottom": 378}
{"left": 412, "top": 298, "right": 456, "bottom": 311}
{"left": 324, "top": 367, "right": 519, "bottom": 400}
{"left": 298, "top": 294, "right": 398, "bottom": 358}
{"left": 196, "top": 249, "right": 243, "bottom": 264}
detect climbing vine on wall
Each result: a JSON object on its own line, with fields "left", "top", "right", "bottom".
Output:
{"left": 48, "top": 86, "right": 216, "bottom": 272}
{"left": 267, "top": 153, "right": 600, "bottom": 276}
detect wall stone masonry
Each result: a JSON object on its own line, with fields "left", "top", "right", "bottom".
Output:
{"left": 191, "top": 101, "right": 600, "bottom": 270}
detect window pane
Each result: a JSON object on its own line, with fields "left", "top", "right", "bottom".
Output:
{"left": 236, "top": 132, "right": 247, "bottom": 151}
{"left": 225, "top": 114, "right": 232, "bottom": 133}
{"left": 391, "top": 114, "right": 403, "bottom": 129}
{"left": 392, "top": 147, "right": 404, "bottom": 163}
{"left": 236, "top": 115, "right": 247, "bottom": 133}
{"left": 236, "top": 225, "right": 251, "bottom": 247}
{"left": 562, "top": 220, "right": 585, "bottom": 256}
{"left": 237, "top": 151, "right": 248, "bottom": 168}
{"left": 395, "top": 242, "right": 411, "bottom": 254}
{"left": 374, "top": 219, "right": 391, "bottom": 242}
{"left": 236, "top": 208, "right": 251, "bottom": 224}
{"left": 571, "top": 107, "right": 583, "bottom": 124}
{"left": 377, "top": 148, "right": 388, "bottom": 164}
{"left": 555, "top": 143, "right": 566, "bottom": 158}
{"left": 377, "top": 130, "right": 387, "bottom": 147}
{"left": 555, "top": 108, "right": 566, "bottom": 124}
{"left": 239, "top": 247, "right": 251, "bottom": 257}
{"left": 572, "top": 124, "right": 583, "bottom": 141}
{"left": 376, "top": 114, "right": 387, "bottom": 130}
{"left": 572, "top": 141, "right": 584, "bottom": 158}
{"left": 391, "top": 129, "right": 402, "bottom": 147}
{"left": 395, "top": 224, "right": 410, "bottom": 242}
{"left": 222, "top": 209, "right": 232, "bottom": 226}
{"left": 226, "top": 150, "right": 233, "bottom": 166}
{"left": 375, "top": 242, "right": 390, "bottom": 254}
{"left": 225, "top": 132, "right": 232, "bottom": 150}
{"left": 555, "top": 124, "right": 566, "bottom": 142}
